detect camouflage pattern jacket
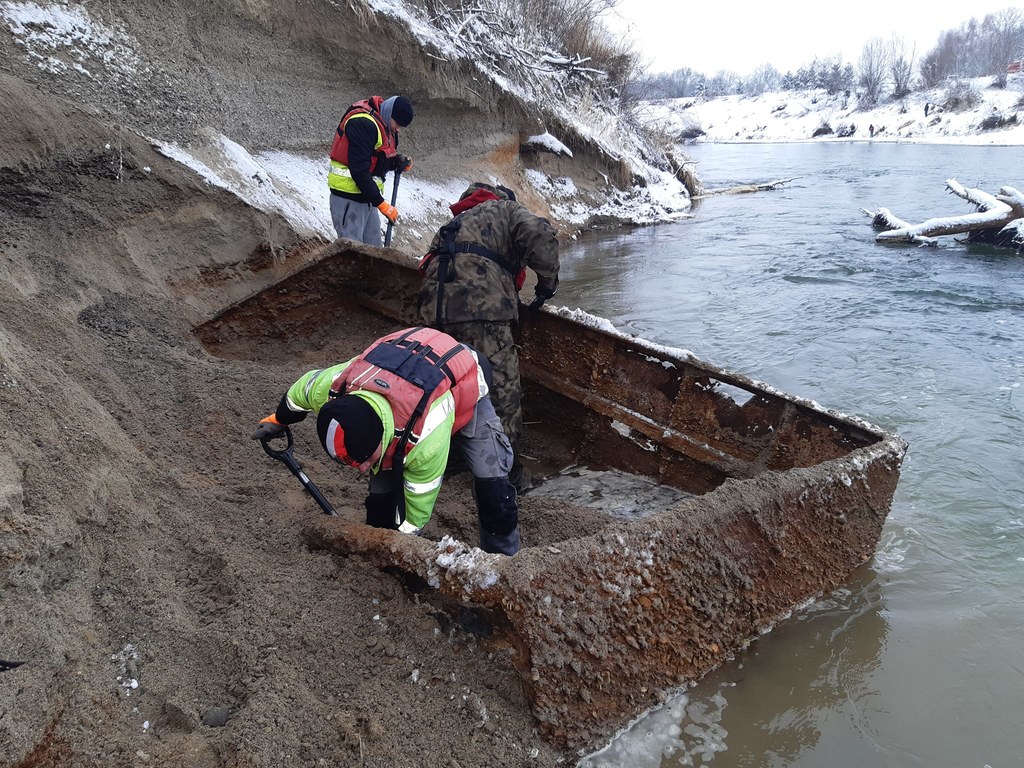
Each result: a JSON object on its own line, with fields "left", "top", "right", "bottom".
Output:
{"left": 418, "top": 195, "right": 559, "bottom": 325}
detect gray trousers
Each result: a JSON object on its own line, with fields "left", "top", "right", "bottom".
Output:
{"left": 368, "top": 395, "right": 513, "bottom": 497}
{"left": 367, "top": 396, "right": 518, "bottom": 551}
{"left": 330, "top": 194, "right": 382, "bottom": 246}
{"left": 452, "top": 395, "right": 514, "bottom": 479}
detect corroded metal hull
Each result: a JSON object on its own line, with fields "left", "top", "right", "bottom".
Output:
{"left": 196, "top": 241, "right": 906, "bottom": 751}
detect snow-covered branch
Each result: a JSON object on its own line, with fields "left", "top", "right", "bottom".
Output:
{"left": 867, "top": 179, "right": 1023, "bottom": 250}
{"left": 423, "top": 0, "right": 612, "bottom": 101}
{"left": 996, "top": 186, "right": 1024, "bottom": 217}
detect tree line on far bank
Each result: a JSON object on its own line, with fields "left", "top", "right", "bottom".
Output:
{"left": 639, "top": 7, "right": 1024, "bottom": 105}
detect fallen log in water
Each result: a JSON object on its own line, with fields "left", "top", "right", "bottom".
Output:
{"left": 864, "top": 178, "right": 1024, "bottom": 250}
{"left": 694, "top": 177, "right": 800, "bottom": 199}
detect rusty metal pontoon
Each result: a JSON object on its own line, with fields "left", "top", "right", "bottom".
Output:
{"left": 196, "top": 242, "right": 906, "bottom": 751}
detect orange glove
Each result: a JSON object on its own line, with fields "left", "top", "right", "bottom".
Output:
{"left": 396, "top": 154, "right": 413, "bottom": 172}
{"left": 377, "top": 202, "right": 399, "bottom": 223}
{"left": 252, "top": 413, "right": 285, "bottom": 440}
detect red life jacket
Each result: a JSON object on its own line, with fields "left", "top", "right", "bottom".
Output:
{"left": 329, "top": 327, "right": 482, "bottom": 469}
{"left": 329, "top": 96, "right": 399, "bottom": 174}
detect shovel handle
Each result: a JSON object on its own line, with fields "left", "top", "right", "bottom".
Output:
{"left": 384, "top": 169, "right": 402, "bottom": 248}
{"left": 260, "top": 427, "right": 338, "bottom": 516}
{"left": 259, "top": 425, "right": 294, "bottom": 459}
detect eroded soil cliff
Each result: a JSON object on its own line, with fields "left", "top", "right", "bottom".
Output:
{"left": 0, "top": 0, "right": 624, "bottom": 761}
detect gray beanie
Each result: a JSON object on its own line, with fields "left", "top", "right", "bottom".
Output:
{"left": 381, "top": 95, "right": 414, "bottom": 128}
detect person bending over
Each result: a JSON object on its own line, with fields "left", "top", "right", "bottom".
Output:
{"left": 253, "top": 326, "right": 521, "bottom": 555}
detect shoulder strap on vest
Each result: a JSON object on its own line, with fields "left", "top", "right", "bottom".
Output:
{"left": 433, "top": 219, "right": 463, "bottom": 328}
{"left": 426, "top": 214, "right": 519, "bottom": 329}
{"left": 453, "top": 241, "right": 517, "bottom": 275}
{"left": 362, "top": 331, "right": 470, "bottom": 524}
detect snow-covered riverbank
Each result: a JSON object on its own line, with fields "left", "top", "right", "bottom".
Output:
{"left": 644, "top": 76, "right": 1024, "bottom": 145}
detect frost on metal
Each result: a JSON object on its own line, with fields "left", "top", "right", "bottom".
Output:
{"left": 428, "top": 535, "right": 500, "bottom": 592}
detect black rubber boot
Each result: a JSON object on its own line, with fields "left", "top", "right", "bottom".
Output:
{"left": 480, "top": 525, "right": 521, "bottom": 556}
{"left": 474, "top": 477, "right": 520, "bottom": 555}
{"left": 508, "top": 460, "right": 532, "bottom": 494}
{"left": 508, "top": 444, "right": 532, "bottom": 494}
{"left": 364, "top": 492, "right": 399, "bottom": 529}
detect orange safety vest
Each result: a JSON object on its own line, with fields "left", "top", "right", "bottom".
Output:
{"left": 329, "top": 96, "right": 399, "bottom": 176}
{"left": 329, "top": 327, "right": 482, "bottom": 469}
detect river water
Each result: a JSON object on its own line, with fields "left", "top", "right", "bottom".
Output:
{"left": 570, "top": 143, "right": 1024, "bottom": 768}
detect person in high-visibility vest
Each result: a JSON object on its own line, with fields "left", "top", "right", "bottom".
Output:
{"left": 328, "top": 95, "right": 414, "bottom": 246}
{"left": 253, "top": 327, "right": 522, "bottom": 555}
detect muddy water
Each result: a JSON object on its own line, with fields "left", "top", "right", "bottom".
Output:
{"left": 568, "top": 143, "right": 1024, "bottom": 767}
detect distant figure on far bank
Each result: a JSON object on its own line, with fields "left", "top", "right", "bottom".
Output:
{"left": 328, "top": 95, "right": 414, "bottom": 246}
{"left": 417, "top": 182, "right": 559, "bottom": 492}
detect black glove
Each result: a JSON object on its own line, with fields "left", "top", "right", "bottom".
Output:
{"left": 396, "top": 154, "right": 413, "bottom": 172}
{"left": 251, "top": 415, "right": 286, "bottom": 441}
{"left": 365, "top": 492, "right": 400, "bottom": 529}
{"left": 528, "top": 285, "right": 556, "bottom": 312}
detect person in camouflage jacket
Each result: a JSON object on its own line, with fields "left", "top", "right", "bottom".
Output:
{"left": 417, "top": 182, "right": 559, "bottom": 490}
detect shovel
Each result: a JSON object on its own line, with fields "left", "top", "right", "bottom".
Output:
{"left": 260, "top": 427, "right": 337, "bottom": 516}
{"left": 383, "top": 169, "right": 402, "bottom": 248}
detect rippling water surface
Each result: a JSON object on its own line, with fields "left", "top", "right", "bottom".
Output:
{"left": 568, "top": 143, "right": 1024, "bottom": 768}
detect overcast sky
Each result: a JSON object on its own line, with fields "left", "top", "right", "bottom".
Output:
{"left": 610, "top": 0, "right": 1019, "bottom": 75}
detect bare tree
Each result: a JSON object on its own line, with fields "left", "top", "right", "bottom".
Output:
{"left": 858, "top": 37, "right": 887, "bottom": 105}
{"left": 746, "top": 63, "right": 782, "bottom": 95}
{"left": 704, "top": 70, "right": 742, "bottom": 98}
{"left": 958, "top": 17, "right": 983, "bottom": 77}
{"left": 642, "top": 67, "right": 706, "bottom": 99}
{"left": 978, "top": 8, "right": 1024, "bottom": 87}
{"left": 920, "top": 30, "right": 960, "bottom": 87}
{"left": 888, "top": 35, "right": 915, "bottom": 98}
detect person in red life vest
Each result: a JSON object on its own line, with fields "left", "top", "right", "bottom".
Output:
{"left": 328, "top": 95, "right": 414, "bottom": 246}
{"left": 252, "top": 327, "right": 521, "bottom": 555}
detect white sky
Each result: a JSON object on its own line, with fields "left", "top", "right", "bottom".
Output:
{"left": 609, "top": 0, "right": 1020, "bottom": 75}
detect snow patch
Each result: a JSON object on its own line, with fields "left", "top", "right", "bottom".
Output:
{"left": 526, "top": 131, "right": 573, "bottom": 157}
{"left": 1, "top": 0, "right": 141, "bottom": 78}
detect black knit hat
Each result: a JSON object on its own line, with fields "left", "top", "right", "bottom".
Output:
{"left": 316, "top": 395, "right": 384, "bottom": 465}
{"left": 391, "top": 95, "right": 414, "bottom": 127}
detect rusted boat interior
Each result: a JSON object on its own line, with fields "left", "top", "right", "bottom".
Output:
{"left": 195, "top": 242, "right": 907, "bottom": 751}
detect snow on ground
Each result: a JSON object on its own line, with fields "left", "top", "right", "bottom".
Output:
{"left": 526, "top": 167, "right": 692, "bottom": 227}
{"left": 8, "top": 0, "right": 1020, "bottom": 245}
{"left": 0, "top": 0, "right": 141, "bottom": 77}
{"left": 526, "top": 131, "right": 573, "bottom": 157}
{"left": 644, "top": 76, "right": 1024, "bottom": 145}
{"left": 156, "top": 136, "right": 473, "bottom": 247}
